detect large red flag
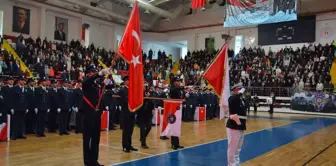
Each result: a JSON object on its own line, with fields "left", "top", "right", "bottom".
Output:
{"left": 203, "top": 43, "right": 230, "bottom": 120}
{"left": 118, "top": 1, "right": 144, "bottom": 112}
{"left": 192, "top": 0, "right": 206, "bottom": 9}
{"left": 203, "top": 43, "right": 228, "bottom": 96}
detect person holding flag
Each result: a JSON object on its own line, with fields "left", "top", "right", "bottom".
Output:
{"left": 117, "top": 0, "right": 144, "bottom": 153}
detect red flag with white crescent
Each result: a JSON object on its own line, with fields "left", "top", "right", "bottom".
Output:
{"left": 118, "top": 1, "right": 144, "bottom": 112}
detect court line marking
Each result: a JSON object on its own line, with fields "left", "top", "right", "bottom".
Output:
{"left": 302, "top": 139, "right": 336, "bottom": 166}
{"left": 75, "top": 138, "right": 153, "bottom": 156}
{"left": 99, "top": 144, "right": 153, "bottom": 156}
{"left": 110, "top": 120, "right": 299, "bottom": 166}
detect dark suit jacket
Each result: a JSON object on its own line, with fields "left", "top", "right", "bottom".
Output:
{"left": 13, "top": 21, "right": 30, "bottom": 34}
{"left": 35, "top": 87, "right": 50, "bottom": 111}
{"left": 54, "top": 30, "right": 66, "bottom": 41}
{"left": 12, "top": 86, "right": 28, "bottom": 111}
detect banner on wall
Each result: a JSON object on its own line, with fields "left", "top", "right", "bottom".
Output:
{"left": 12, "top": 6, "right": 30, "bottom": 34}
{"left": 291, "top": 91, "right": 336, "bottom": 113}
{"left": 224, "top": 0, "right": 297, "bottom": 27}
{"left": 0, "top": 11, "right": 3, "bottom": 37}
{"left": 54, "top": 17, "right": 68, "bottom": 41}
{"left": 258, "top": 15, "right": 316, "bottom": 45}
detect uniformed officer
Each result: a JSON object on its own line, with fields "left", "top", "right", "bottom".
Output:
{"left": 48, "top": 79, "right": 59, "bottom": 133}
{"left": 35, "top": 77, "right": 50, "bottom": 137}
{"left": 226, "top": 83, "right": 247, "bottom": 166}
{"left": 73, "top": 80, "right": 83, "bottom": 134}
{"left": 12, "top": 76, "right": 28, "bottom": 140}
{"left": 3, "top": 76, "right": 14, "bottom": 132}
{"left": 137, "top": 90, "right": 154, "bottom": 149}
{"left": 252, "top": 94, "right": 259, "bottom": 115}
{"left": 26, "top": 78, "right": 37, "bottom": 134}
{"left": 102, "top": 78, "right": 117, "bottom": 131}
{"left": 0, "top": 78, "right": 4, "bottom": 124}
{"left": 81, "top": 65, "right": 111, "bottom": 166}
{"left": 58, "top": 79, "right": 73, "bottom": 135}
{"left": 169, "top": 76, "right": 184, "bottom": 150}
{"left": 269, "top": 92, "right": 276, "bottom": 118}
{"left": 119, "top": 76, "right": 138, "bottom": 153}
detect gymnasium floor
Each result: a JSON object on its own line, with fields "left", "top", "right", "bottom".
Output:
{"left": 0, "top": 112, "right": 336, "bottom": 166}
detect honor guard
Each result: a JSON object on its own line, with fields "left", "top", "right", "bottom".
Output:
{"left": 137, "top": 90, "right": 154, "bottom": 149}
{"left": 169, "top": 76, "right": 184, "bottom": 150}
{"left": 58, "top": 79, "right": 73, "bottom": 135}
{"left": 73, "top": 80, "right": 83, "bottom": 134}
{"left": 35, "top": 77, "right": 50, "bottom": 137}
{"left": 48, "top": 79, "right": 59, "bottom": 133}
{"left": 119, "top": 76, "right": 138, "bottom": 153}
{"left": 3, "top": 76, "right": 14, "bottom": 130}
{"left": 12, "top": 76, "right": 28, "bottom": 140}
{"left": 226, "top": 83, "right": 247, "bottom": 166}
{"left": 102, "top": 76, "right": 117, "bottom": 131}
{"left": 0, "top": 78, "right": 4, "bottom": 124}
{"left": 26, "top": 78, "right": 37, "bottom": 134}
{"left": 81, "top": 65, "right": 112, "bottom": 166}
{"left": 252, "top": 94, "right": 259, "bottom": 115}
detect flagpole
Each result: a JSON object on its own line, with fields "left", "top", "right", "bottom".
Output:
{"left": 193, "top": 42, "right": 228, "bottom": 86}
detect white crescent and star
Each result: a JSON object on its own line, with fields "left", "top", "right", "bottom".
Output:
{"left": 131, "top": 29, "right": 141, "bottom": 68}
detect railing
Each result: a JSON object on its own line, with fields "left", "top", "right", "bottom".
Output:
{"left": 246, "top": 87, "right": 335, "bottom": 97}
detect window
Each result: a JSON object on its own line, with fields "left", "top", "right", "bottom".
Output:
{"left": 234, "top": 35, "right": 243, "bottom": 55}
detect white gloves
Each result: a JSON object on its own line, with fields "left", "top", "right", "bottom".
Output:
{"left": 105, "top": 106, "right": 109, "bottom": 111}
{"left": 26, "top": 109, "right": 29, "bottom": 113}
{"left": 116, "top": 106, "right": 118, "bottom": 110}
{"left": 75, "top": 107, "right": 78, "bottom": 112}
{"left": 210, "top": 104, "right": 212, "bottom": 106}
{"left": 69, "top": 109, "right": 71, "bottom": 112}
{"left": 35, "top": 108, "right": 38, "bottom": 114}
{"left": 204, "top": 104, "right": 207, "bottom": 107}
{"left": 119, "top": 106, "right": 121, "bottom": 110}
{"left": 190, "top": 105, "right": 192, "bottom": 108}
{"left": 183, "top": 105, "right": 186, "bottom": 108}
{"left": 0, "top": 113, "right": 2, "bottom": 116}
{"left": 57, "top": 108, "right": 61, "bottom": 113}
{"left": 158, "top": 106, "right": 162, "bottom": 110}
{"left": 99, "top": 68, "right": 112, "bottom": 75}
{"left": 11, "top": 109, "right": 14, "bottom": 114}
{"left": 185, "top": 93, "right": 190, "bottom": 97}
{"left": 229, "top": 114, "right": 241, "bottom": 125}
{"left": 47, "top": 109, "right": 50, "bottom": 113}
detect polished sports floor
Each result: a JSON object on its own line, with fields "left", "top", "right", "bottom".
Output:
{"left": 0, "top": 112, "right": 336, "bottom": 166}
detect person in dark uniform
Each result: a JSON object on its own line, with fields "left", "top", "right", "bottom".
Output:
{"left": 48, "top": 79, "right": 59, "bottom": 133}
{"left": 103, "top": 81, "right": 117, "bottom": 131}
{"left": 73, "top": 81, "right": 83, "bottom": 134}
{"left": 58, "top": 79, "right": 73, "bottom": 135}
{"left": 12, "top": 76, "right": 28, "bottom": 140}
{"left": 244, "top": 91, "right": 251, "bottom": 115}
{"left": 3, "top": 76, "right": 14, "bottom": 125}
{"left": 252, "top": 94, "right": 259, "bottom": 116}
{"left": 169, "top": 76, "right": 184, "bottom": 150}
{"left": 269, "top": 92, "right": 276, "bottom": 118}
{"left": 35, "top": 77, "right": 50, "bottom": 137}
{"left": 0, "top": 78, "right": 4, "bottom": 124}
{"left": 226, "top": 83, "right": 247, "bottom": 166}
{"left": 81, "top": 65, "right": 112, "bottom": 166}
{"left": 137, "top": 91, "right": 154, "bottom": 149}
{"left": 26, "top": 78, "right": 37, "bottom": 134}
{"left": 119, "top": 76, "right": 138, "bottom": 153}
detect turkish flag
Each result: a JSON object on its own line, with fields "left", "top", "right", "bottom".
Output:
{"left": 118, "top": 1, "right": 144, "bottom": 112}
{"left": 192, "top": 0, "right": 206, "bottom": 9}
{"left": 203, "top": 43, "right": 230, "bottom": 120}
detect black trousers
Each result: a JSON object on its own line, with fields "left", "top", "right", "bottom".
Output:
{"left": 109, "top": 108, "right": 116, "bottom": 129}
{"left": 186, "top": 106, "right": 195, "bottom": 121}
{"left": 83, "top": 111, "right": 101, "bottom": 166}
{"left": 48, "top": 108, "right": 58, "bottom": 132}
{"left": 122, "top": 115, "right": 135, "bottom": 149}
{"left": 76, "top": 111, "right": 83, "bottom": 133}
{"left": 25, "top": 109, "right": 36, "bottom": 134}
{"left": 12, "top": 111, "right": 25, "bottom": 138}
{"left": 59, "top": 110, "right": 69, "bottom": 134}
{"left": 36, "top": 111, "right": 47, "bottom": 136}
{"left": 269, "top": 105, "right": 274, "bottom": 114}
{"left": 171, "top": 136, "right": 180, "bottom": 146}
{"left": 139, "top": 120, "right": 152, "bottom": 145}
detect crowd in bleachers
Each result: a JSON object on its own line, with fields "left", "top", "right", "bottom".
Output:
{"left": 0, "top": 35, "right": 335, "bottom": 93}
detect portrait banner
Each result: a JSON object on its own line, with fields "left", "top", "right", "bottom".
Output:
{"left": 54, "top": 17, "right": 68, "bottom": 41}
{"left": 12, "top": 6, "right": 30, "bottom": 34}
{"left": 224, "top": 0, "right": 297, "bottom": 27}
